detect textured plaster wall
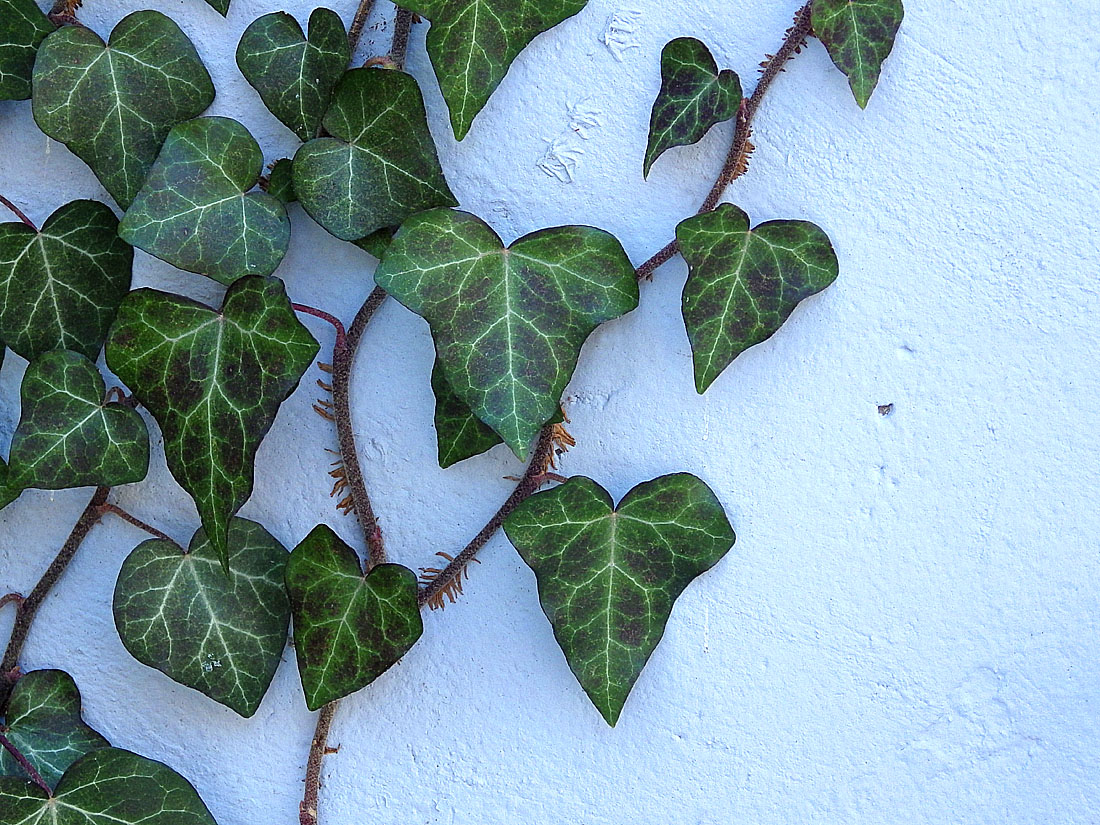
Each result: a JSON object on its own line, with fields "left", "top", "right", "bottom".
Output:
{"left": 2, "top": 0, "right": 1099, "bottom": 822}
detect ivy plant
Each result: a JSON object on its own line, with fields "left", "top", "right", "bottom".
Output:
{"left": 0, "top": 1, "right": 904, "bottom": 822}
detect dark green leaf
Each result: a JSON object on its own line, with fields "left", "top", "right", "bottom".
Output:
{"left": 812, "top": 0, "right": 904, "bottom": 108}
{"left": 32, "top": 11, "right": 215, "bottom": 208}
{"left": 293, "top": 68, "right": 457, "bottom": 242}
{"left": 113, "top": 518, "right": 290, "bottom": 718}
{"left": 0, "top": 457, "right": 17, "bottom": 511}
{"left": 375, "top": 209, "right": 638, "bottom": 459}
{"left": 286, "top": 525, "right": 422, "bottom": 711}
{"left": 0, "top": 747, "right": 218, "bottom": 825}
{"left": 236, "top": 9, "right": 348, "bottom": 141}
{"left": 644, "top": 38, "right": 742, "bottom": 177}
{"left": 7, "top": 350, "right": 149, "bottom": 491}
{"left": 0, "top": 200, "right": 132, "bottom": 362}
{"left": 0, "top": 670, "right": 109, "bottom": 789}
{"left": 119, "top": 117, "right": 291, "bottom": 285}
{"left": 204, "top": 0, "right": 230, "bottom": 17}
{"left": 403, "top": 0, "right": 587, "bottom": 139}
{"left": 676, "top": 203, "right": 838, "bottom": 393}
{"left": 352, "top": 226, "right": 396, "bottom": 260}
{"left": 503, "top": 473, "right": 735, "bottom": 726}
{"left": 266, "top": 159, "right": 296, "bottom": 204}
{"left": 0, "top": 0, "right": 53, "bottom": 102}
{"left": 105, "top": 276, "right": 319, "bottom": 570}
{"left": 431, "top": 356, "right": 502, "bottom": 468}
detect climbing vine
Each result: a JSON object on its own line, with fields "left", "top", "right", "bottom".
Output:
{"left": 0, "top": 0, "right": 904, "bottom": 822}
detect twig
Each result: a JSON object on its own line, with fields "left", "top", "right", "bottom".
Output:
{"left": 0, "top": 195, "right": 36, "bottom": 231}
{"left": 391, "top": 7, "right": 415, "bottom": 69}
{"left": 293, "top": 304, "right": 349, "bottom": 353}
{"left": 0, "top": 731, "right": 52, "bottom": 796}
{"left": 637, "top": 2, "right": 814, "bottom": 278}
{"left": 417, "top": 427, "right": 556, "bottom": 607}
{"left": 331, "top": 287, "right": 389, "bottom": 569}
{"left": 0, "top": 593, "right": 24, "bottom": 612}
{"left": 98, "top": 503, "right": 181, "bottom": 548}
{"left": 347, "top": 0, "right": 376, "bottom": 56}
{"left": 299, "top": 701, "right": 339, "bottom": 825}
{"left": 0, "top": 487, "right": 110, "bottom": 712}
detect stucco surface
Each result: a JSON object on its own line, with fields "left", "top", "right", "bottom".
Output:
{"left": 2, "top": 0, "right": 1099, "bottom": 822}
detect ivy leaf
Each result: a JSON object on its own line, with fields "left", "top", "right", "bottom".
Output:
{"left": 113, "top": 518, "right": 290, "bottom": 718}
{"left": 352, "top": 227, "right": 396, "bottom": 260}
{"left": 6, "top": 350, "right": 149, "bottom": 492}
{"left": 236, "top": 9, "right": 349, "bottom": 141}
{"left": 811, "top": 0, "right": 904, "bottom": 108}
{"left": 0, "top": 747, "right": 218, "bottom": 825}
{"left": 32, "top": 11, "right": 215, "bottom": 209}
{"left": 503, "top": 474, "right": 735, "bottom": 726}
{"left": 204, "top": 0, "right": 231, "bottom": 19}
{"left": 119, "top": 118, "right": 291, "bottom": 285}
{"left": 403, "top": 0, "right": 588, "bottom": 140}
{"left": 105, "top": 276, "right": 319, "bottom": 571}
{"left": 0, "top": 0, "right": 53, "bottom": 102}
{"left": 266, "top": 159, "right": 296, "bottom": 204}
{"left": 431, "top": 357, "right": 502, "bottom": 468}
{"left": 644, "top": 38, "right": 742, "bottom": 178}
{"left": 293, "top": 68, "right": 457, "bottom": 242}
{"left": 0, "top": 200, "right": 132, "bottom": 362}
{"left": 285, "top": 525, "right": 423, "bottom": 711}
{"left": 375, "top": 209, "right": 638, "bottom": 459}
{"left": 676, "top": 204, "right": 838, "bottom": 393}
{"left": 0, "top": 670, "right": 109, "bottom": 789}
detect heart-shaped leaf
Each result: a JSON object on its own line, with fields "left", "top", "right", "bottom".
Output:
{"left": 286, "top": 525, "right": 422, "bottom": 711}
{"left": 0, "top": 670, "right": 109, "bottom": 789}
{"left": 0, "top": 0, "right": 54, "bottom": 102}
{"left": 644, "top": 38, "right": 742, "bottom": 177}
{"left": 352, "top": 227, "right": 395, "bottom": 260}
{"left": 119, "top": 117, "right": 291, "bottom": 285}
{"left": 403, "top": 0, "right": 588, "bottom": 140}
{"left": 105, "top": 276, "right": 319, "bottom": 570}
{"left": 504, "top": 474, "right": 735, "bottom": 726}
{"left": 0, "top": 747, "right": 218, "bottom": 825}
{"left": 6, "top": 350, "right": 149, "bottom": 492}
{"left": 0, "top": 200, "right": 132, "bottom": 362}
{"left": 676, "top": 203, "right": 838, "bottom": 393}
{"left": 32, "top": 11, "right": 215, "bottom": 208}
{"left": 113, "top": 518, "right": 290, "bottom": 717}
{"left": 375, "top": 209, "right": 638, "bottom": 459}
{"left": 293, "top": 68, "right": 457, "bottom": 242}
{"left": 236, "top": 9, "right": 349, "bottom": 141}
{"left": 811, "top": 0, "right": 904, "bottom": 108}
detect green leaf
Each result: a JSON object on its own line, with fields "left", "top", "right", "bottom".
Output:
{"left": 0, "top": 200, "right": 132, "bottom": 362}
{"left": 119, "top": 117, "right": 291, "bottom": 285}
{"left": 0, "top": 0, "right": 53, "bottom": 102}
{"left": 293, "top": 68, "right": 457, "bottom": 242}
{"left": 286, "top": 525, "right": 422, "bottom": 711}
{"left": 503, "top": 473, "right": 735, "bottom": 726}
{"left": 644, "top": 38, "right": 742, "bottom": 177}
{"left": 105, "top": 276, "right": 319, "bottom": 570}
{"left": 266, "top": 159, "right": 296, "bottom": 204}
{"left": 0, "top": 670, "right": 109, "bottom": 789}
{"left": 236, "top": 9, "right": 349, "bottom": 141}
{"left": 7, "top": 350, "right": 149, "bottom": 491}
{"left": 403, "top": 0, "right": 588, "bottom": 140}
{"left": 113, "top": 518, "right": 290, "bottom": 718}
{"left": 351, "top": 227, "right": 396, "bottom": 260}
{"left": 431, "top": 356, "right": 502, "bottom": 468}
{"left": 676, "top": 203, "right": 838, "bottom": 393}
{"left": 204, "top": 0, "right": 230, "bottom": 18}
{"left": 0, "top": 747, "right": 218, "bottom": 825}
{"left": 375, "top": 209, "right": 638, "bottom": 459}
{"left": 32, "top": 11, "right": 215, "bottom": 208}
{"left": 811, "top": 0, "right": 904, "bottom": 108}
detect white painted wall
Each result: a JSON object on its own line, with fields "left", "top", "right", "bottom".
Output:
{"left": 3, "top": 0, "right": 1099, "bottom": 822}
